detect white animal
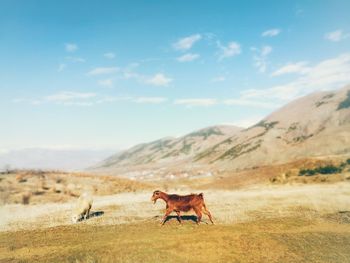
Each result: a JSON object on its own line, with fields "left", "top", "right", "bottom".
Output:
{"left": 71, "top": 193, "right": 93, "bottom": 223}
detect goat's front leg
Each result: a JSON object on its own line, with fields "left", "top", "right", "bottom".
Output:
{"left": 175, "top": 211, "right": 182, "bottom": 224}
{"left": 161, "top": 208, "right": 173, "bottom": 225}
{"left": 85, "top": 207, "right": 91, "bottom": 220}
{"left": 194, "top": 207, "right": 202, "bottom": 225}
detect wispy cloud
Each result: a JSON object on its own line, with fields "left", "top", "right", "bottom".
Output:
{"left": 65, "top": 43, "right": 78, "bottom": 52}
{"left": 96, "top": 96, "right": 132, "bottom": 104}
{"left": 271, "top": 61, "right": 310, "bottom": 76}
{"left": 211, "top": 76, "right": 226, "bottom": 82}
{"left": 173, "top": 34, "right": 202, "bottom": 51}
{"left": 242, "top": 53, "right": 350, "bottom": 101}
{"left": 98, "top": 78, "right": 114, "bottom": 88}
{"left": 119, "top": 63, "right": 140, "bottom": 80}
{"left": 45, "top": 92, "right": 96, "bottom": 102}
{"left": 261, "top": 28, "right": 281, "bottom": 37}
{"left": 65, "top": 56, "right": 86, "bottom": 63}
{"left": 177, "top": 53, "right": 200, "bottom": 62}
{"left": 174, "top": 98, "right": 217, "bottom": 107}
{"left": 88, "top": 67, "right": 119, "bottom": 76}
{"left": 324, "top": 29, "right": 349, "bottom": 42}
{"left": 57, "top": 63, "right": 66, "bottom": 72}
{"left": 104, "top": 52, "right": 116, "bottom": 59}
{"left": 251, "top": 46, "right": 272, "bottom": 73}
{"left": 146, "top": 73, "right": 172, "bottom": 86}
{"left": 217, "top": 41, "right": 241, "bottom": 61}
{"left": 15, "top": 92, "right": 170, "bottom": 107}
{"left": 60, "top": 101, "right": 94, "bottom": 106}
{"left": 133, "top": 97, "right": 168, "bottom": 104}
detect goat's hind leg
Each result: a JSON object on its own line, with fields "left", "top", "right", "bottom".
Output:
{"left": 202, "top": 204, "right": 214, "bottom": 224}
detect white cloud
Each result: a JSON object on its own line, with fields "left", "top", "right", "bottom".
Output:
{"left": 211, "top": 76, "right": 226, "bottom": 82}
{"left": 173, "top": 34, "right": 202, "bottom": 51}
{"left": 146, "top": 73, "right": 172, "bottom": 86}
{"left": 324, "top": 29, "right": 349, "bottom": 42}
{"left": 45, "top": 92, "right": 96, "bottom": 102}
{"left": 96, "top": 96, "right": 132, "bottom": 104}
{"left": 242, "top": 53, "right": 350, "bottom": 101}
{"left": 261, "top": 46, "right": 272, "bottom": 56}
{"left": 88, "top": 67, "right": 119, "bottom": 76}
{"left": 65, "top": 43, "right": 78, "bottom": 52}
{"left": 58, "top": 63, "right": 66, "bottom": 72}
{"left": 271, "top": 61, "right": 310, "bottom": 76}
{"left": 61, "top": 101, "right": 94, "bottom": 107}
{"left": 252, "top": 46, "right": 272, "bottom": 73}
{"left": 174, "top": 98, "right": 217, "bottom": 107}
{"left": 223, "top": 99, "right": 278, "bottom": 109}
{"left": 121, "top": 63, "right": 140, "bottom": 79}
{"left": 262, "top": 29, "right": 281, "bottom": 37}
{"left": 133, "top": 97, "right": 168, "bottom": 104}
{"left": 104, "top": 52, "right": 116, "bottom": 59}
{"left": 98, "top": 78, "right": 114, "bottom": 88}
{"left": 12, "top": 98, "right": 25, "bottom": 103}
{"left": 177, "top": 53, "right": 200, "bottom": 62}
{"left": 217, "top": 41, "right": 241, "bottom": 61}
{"left": 65, "top": 56, "right": 86, "bottom": 63}
{"left": 15, "top": 93, "right": 169, "bottom": 107}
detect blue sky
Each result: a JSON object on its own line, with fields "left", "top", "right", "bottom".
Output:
{"left": 1, "top": 0, "right": 350, "bottom": 151}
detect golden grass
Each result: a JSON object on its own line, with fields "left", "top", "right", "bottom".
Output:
{"left": 1, "top": 217, "right": 350, "bottom": 263}
{"left": 0, "top": 171, "right": 153, "bottom": 205}
{"left": 2, "top": 182, "right": 350, "bottom": 232}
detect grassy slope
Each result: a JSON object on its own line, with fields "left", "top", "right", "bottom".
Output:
{"left": 1, "top": 218, "right": 350, "bottom": 263}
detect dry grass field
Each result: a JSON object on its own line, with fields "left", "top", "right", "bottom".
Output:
{"left": 1, "top": 216, "right": 350, "bottom": 263}
{"left": 1, "top": 169, "right": 350, "bottom": 262}
{"left": 0, "top": 170, "right": 153, "bottom": 205}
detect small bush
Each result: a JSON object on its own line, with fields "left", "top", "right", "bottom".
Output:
{"left": 337, "top": 90, "right": 350, "bottom": 110}
{"left": 317, "top": 165, "right": 342, "bottom": 174}
{"left": 299, "top": 165, "right": 343, "bottom": 176}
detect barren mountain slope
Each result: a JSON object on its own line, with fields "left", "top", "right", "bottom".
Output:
{"left": 196, "top": 85, "right": 350, "bottom": 170}
{"left": 94, "top": 85, "right": 350, "bottom": 175}
{"left": 93, "top": 125, "right": 242, "bottom": 172}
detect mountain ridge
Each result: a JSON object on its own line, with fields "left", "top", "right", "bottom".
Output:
{"left": 92, "top": 85, "right": 350, "bottom": 178}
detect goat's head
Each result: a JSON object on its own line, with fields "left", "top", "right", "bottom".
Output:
{"left": 151, "top": 190, "right": 162, "bottom": 204}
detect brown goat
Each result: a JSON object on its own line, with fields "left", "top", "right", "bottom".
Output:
{"left": 151, "top": 190, "right": 214, "bottom": 225}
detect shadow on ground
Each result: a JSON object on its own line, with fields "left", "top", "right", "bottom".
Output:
{"left": 89, "top": 211, "right": 105, "bottom": 219}
{"left": 164, "top": 215, "right": 200, "bottom": 224}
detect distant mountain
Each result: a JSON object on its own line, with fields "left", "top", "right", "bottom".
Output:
{"left": 92, "top": 85, "right": 350, "bottom": 177}
{"left": 92, "top": 125, "right": 242, "bottom": 173}
{"left": 0, "top": 148, "right": 116, "bottom": 171}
